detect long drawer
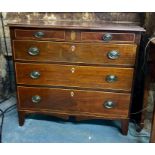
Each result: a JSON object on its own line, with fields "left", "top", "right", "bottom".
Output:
{"left": 15, "top": 62, "right": 134, "bottom": 91}
{"left": 13, "top": 40, "right": 137, "bottom": 66}
{"left": 17, "top": 86, "right": 131, "bottom": 118}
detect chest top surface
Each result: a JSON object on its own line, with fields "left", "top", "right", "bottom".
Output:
{"left": 8, "top": 20, "right": 145, "bottom": 32}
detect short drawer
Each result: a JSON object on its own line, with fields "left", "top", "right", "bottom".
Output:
{"left": 81, "top": 31, "right": 135, "bottom": 43}
{"left": 14, "top": 29, "right": 65, "bottom": 41}
{"left": 17, "top": 86, "right": 131, "bottom": 118}
{"left": 15, "top": 62, "right": 134, "bottom": 91}
{"left": 13, "top": 40, "right": 137, "bottom": 66}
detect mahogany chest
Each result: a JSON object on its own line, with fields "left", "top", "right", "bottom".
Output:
{"left": 9, "top": 21, "right": 145, "bottom": 135}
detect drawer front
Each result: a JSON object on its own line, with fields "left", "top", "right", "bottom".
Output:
{"left": 13, "top": 40, "right": 137, "bottom": 66}
{"left": 15, "top": 63, "right": 134, "bottom": 91}
{"left": 17, "top": 86, "right": 131, "bottom": 117}
{"left": 14, "top": 29, "right": 65, "bottom": 40}
{"left": 81, "top": 32, "right": 135, "bottom": 43}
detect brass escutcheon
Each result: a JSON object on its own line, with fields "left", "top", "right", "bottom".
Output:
{"left": 71, "top": 67, "right": 75, "bottom": 73}
{"left": 70, "top": 91, "right": 74, "bottom": 97}
{"left": 71, "top": 45, "right": 76, "bottom": 52}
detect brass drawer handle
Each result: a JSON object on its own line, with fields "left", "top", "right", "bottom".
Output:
{"left": 30, "top": 71, "right": 40, "bottom": 79}
{"left": 106, "top": 75, "right": 118, "bottom": 83}
{"left": 104, "top": 100, "right": 115, "bottom": 109}
{"left": 28, "top": 47, "right": 39, "bottom": 56}
{"left": 32, "top": 95, "right": 41, "bottom": 103}
{"left": 107, "top": 50, "right": 120, "bottom": 60}
{"left": 102, "top": 33, "right": 112, "bottom": 41}
{"left": 34, "top": 31, "right": 45, "bottom": 38}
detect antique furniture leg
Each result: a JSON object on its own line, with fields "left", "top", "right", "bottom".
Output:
{"left": 18, "top": 111, "right": 25, "bottom": 126}
{"left": 121, "top": 119, "right": 129, "bottom": 135}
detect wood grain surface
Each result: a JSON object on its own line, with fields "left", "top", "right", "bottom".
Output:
{"left": 15, "top": 62, "right": 134, "bottom": 91}
{"left": 13, "top": 40, "right": 137, "bottom": 66}
{"left": 17, "top": 86, "right": 131, "bottom": 118}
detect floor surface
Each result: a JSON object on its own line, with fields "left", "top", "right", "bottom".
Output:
{"left": 0, "top": 97, "right": 150, "bottom": 143}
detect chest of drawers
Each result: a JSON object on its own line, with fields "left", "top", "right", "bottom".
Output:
{"left": 9, "top": 21, "right": 145, "bottom": 135}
